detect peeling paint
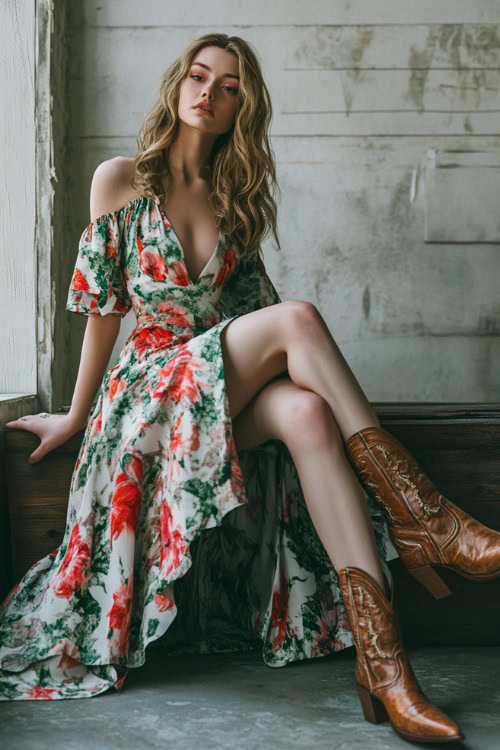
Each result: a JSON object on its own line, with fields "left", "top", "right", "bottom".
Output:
{"left": 341, "top": 26, "right": 374, "bottom": 115}
{"left": 463, "top": 115, "right": 474, "bottom": 133}
{"left": 387, "top": 173, "right": 413, "bottom": 231}
{"left": 362, "top": 286, "right": 371, "bottom": 318}
{"left": 406, "top": 44, "right": 432, "bottom": 112}
{"left": 405, "top": 25, "right": 500, "bottom": 113}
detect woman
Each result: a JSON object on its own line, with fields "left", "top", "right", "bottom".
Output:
{"left": 1, "top": 32, "right": 499, "bottom": 743}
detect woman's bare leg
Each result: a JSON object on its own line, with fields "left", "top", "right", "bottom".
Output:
{"left": 283, "top": 302, "right": 380, "bottom": 441}
{"left": 220, "top": 301, "right": 379, "bottom": 442}
{"left": 232, "top": 375, "right": 388, "bottom": 592}
{"left": 220, "top": 301, "right": 390, "bottom": 590}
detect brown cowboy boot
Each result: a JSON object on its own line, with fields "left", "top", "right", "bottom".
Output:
{"left": 338, "top": 566, "right": 464, "bottom": 743}
{"left": 345, "top": 425, "right": 500, "bottom": 599}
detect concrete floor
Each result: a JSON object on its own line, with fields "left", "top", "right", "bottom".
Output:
{"left": 0, "top": 646, "right": 499, "bottom": 749}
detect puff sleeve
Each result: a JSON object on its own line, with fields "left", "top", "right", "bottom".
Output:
{"left": 66, "top": 210, "right": 132, "bottom": 317}
{"left": 218, "top": 247, "right": 282, "bottom": 318}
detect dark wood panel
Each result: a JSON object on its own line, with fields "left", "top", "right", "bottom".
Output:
{"left": 373, "top": 402, "right": 500, "bottom": 421}
{"left": 390, "top": 558, "right": 500, "bottom": 647}
{"left": 5, "top": 449, "right": 74, "bottom": 586}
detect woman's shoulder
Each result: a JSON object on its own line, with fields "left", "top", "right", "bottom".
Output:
{"left": 89, "top": 156, "right": 138, "bottom": 223}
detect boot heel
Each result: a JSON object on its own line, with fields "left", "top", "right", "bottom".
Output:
{"left": 355, "top": 682, "right": 389, "bottom": 724}
{"left": 408, "top": 564, "right": 453, "bottom": 599}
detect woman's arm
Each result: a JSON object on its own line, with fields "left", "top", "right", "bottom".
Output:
{"left": 67, "top": 159, "right": 130, "bottom": 429}
{"left": 68, "top": 157, "right": 134, "bottom": 430}
{"left": 66, "top": 314, "right": 121, "bottom": 431}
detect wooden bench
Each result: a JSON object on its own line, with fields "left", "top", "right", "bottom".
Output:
{"left": 2, "top": 402, "right": 499, "bottom": 646}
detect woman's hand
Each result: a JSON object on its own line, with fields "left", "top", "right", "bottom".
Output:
{"left": 4, "top": 413, "right": 87, "bottom": 464}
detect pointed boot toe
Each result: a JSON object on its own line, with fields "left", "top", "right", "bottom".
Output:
{"left": 394, "top": 702, "right": 464, "bottom": 743}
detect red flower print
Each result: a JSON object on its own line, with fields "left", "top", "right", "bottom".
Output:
{"left": 74, "top": 456, "right": 82, "bottom": 476}
{"left": 134, "top": 305, "right": 193, "bottom": 336}
{"left": 205, "top": 312, "right": 219, "bottom": 328}
{"left": 107, "top": 578, "right": 133, "bottom": 657}
{"left": 108, "top": 368, "right": 126, "bottom": 402}
{"left": 159, "top": 212, "right": 172, "bottom": 232}
{"left": 159, "top": 500, "right": 188, "bottom": 578}
{"left": 53, "top": 524, "right": 91, "bottom": 599}
{"left": 99, "top": 218, "right": 118, "bottom": 258}
{"left": 188, "top": 422, "right": 200, "bottom": 452}
{"left": 114, "top": 675, "right": 126, "bottom": 691}
{"left": 50, "top": 639, "right": 81, "bottom": 670}
{"left": 71, "top": 268, "right": 91, "bottom": 292}
{"left": 228, "top": 438, "right": 246, "bottom": 496}
{"left": 113, "top": 298, "right": 131, "bottom": 315}
{"left": 137, "top": 234, "right": 168, "bottom": 281}
{"left": 154, "top": 592, "right": 175, "bottom": 612}
{"left": 110, "top": 454, "right": 143, "bottom": 547}
{"left": 311, "top": 617, "right": 339, "bottom": 657}
{"left": 271, "top": 567, "right": 290, "bottom": 649}
{"left": 214, "top": 245, "right": 237, "bottom": 287}
{"left": 153, "top": 349, "right": 208, "bottom": 405}
{"left": 108, "top": 580, "right": 132, "bottom": 630}
{"left": 26, "top": 686, "right": 59, "bottom": 700}
{"left": 88, "top": 410, "right": 102, "bottom": 441}
{"left": 167, "top": 415, "right": 199, "bottom": 481}
{"left": 156, "top": 304, "right": 193, "bottom": 326}
{"left": 134, "top": 325, "right": 174, "bottom": 359}
{"left": 88, "top": 295, "right": 99, "bottom": 314}
{"left": 310, "top": 586, "right": 350, "bottom": 656}
{"left": 168, "top": 414, "right": 184, "bottom": 480}
{"left": 169, "top": 260, "right": 191, "bottom": 287}
{"left": 144, "top": 534, "right": 162, "bottom": 575}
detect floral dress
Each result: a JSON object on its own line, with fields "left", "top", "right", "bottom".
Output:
{"left": 0, "top": 196, "right": 398, "bottom": 701}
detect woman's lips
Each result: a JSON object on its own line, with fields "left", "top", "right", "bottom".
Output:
{"left": 193, "top": 105, "right": 214, "bottom": 117}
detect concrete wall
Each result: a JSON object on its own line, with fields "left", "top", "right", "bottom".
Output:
{"left": 60, "top": 0, "right": 500, "bottom": 405}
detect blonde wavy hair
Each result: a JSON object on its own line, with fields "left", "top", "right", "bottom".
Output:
{"left": 131, "top": 33, "right": 281, "bottom": 257}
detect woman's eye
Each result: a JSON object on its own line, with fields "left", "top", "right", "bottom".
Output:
{"left": 190, "top": 74, "right": 238, "bottom": 95}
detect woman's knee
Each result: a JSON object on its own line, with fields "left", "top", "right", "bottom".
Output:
{"left": 280, "top": 389, "right": 344, "bottom": 454}
{"left": 280, "top": 299, "right": 324, "bottom": 339}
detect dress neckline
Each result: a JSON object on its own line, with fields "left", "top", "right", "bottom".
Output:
{"left": 154, "top": 199, "right": 222, "bottom": 287}
{"left": 92, "top": 195, "right": 223, "bottom": 287}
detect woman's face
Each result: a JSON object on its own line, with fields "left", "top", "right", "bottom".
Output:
{"left": 178, "top": 46, "right": 240, "bottom": 135}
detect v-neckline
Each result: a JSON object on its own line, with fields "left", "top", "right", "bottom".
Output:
{"left": 154, "top": 200, "right": 222, "bottom": 287}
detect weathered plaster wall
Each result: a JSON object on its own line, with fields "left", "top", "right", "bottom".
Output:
{"left": 0, "top": 0, "right": 36, "bottom": 395}
{"left": 61, "top": 0, "right": 500, "bottom": 405}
